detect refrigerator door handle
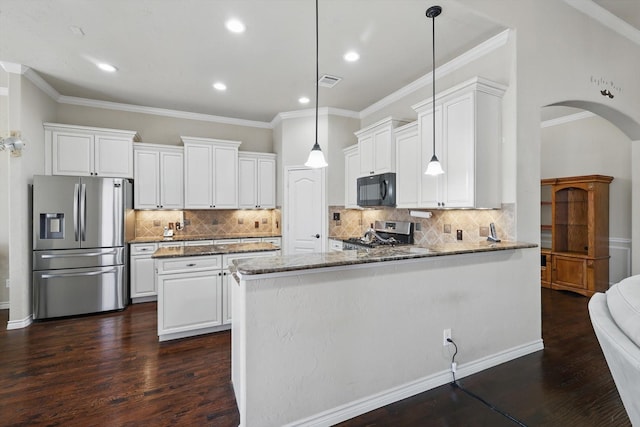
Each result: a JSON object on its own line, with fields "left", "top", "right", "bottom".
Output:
{"left": 80, "top": 183, "right": 87, "bottom": 241}
{"left": 40, "top": 250, "right": 118, "bottom": 259}
{"left": 73, "top": 183, "right": 80, "bottom": 241}
{"left": 41, "top": 268, "right": 118, "bottom": 279}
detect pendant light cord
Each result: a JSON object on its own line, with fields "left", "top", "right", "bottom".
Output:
{"left": 431, "top": 10, "right": 436, "bottom": 156}
{"left": 315, "top": 0, "right": 319, "bottom": 146}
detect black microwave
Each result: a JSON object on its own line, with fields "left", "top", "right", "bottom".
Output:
{"left": 357, "top": 173, "right": 396, "bottom": 207}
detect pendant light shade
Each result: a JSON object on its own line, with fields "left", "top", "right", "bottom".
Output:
{"left": 424, "top": 5, "right": 444, "bottom": 176}
{"left": 305, "top": 0, "right": 328, "bottom": 169}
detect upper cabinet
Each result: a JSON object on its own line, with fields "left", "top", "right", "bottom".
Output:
{"left": 134, "top": 143, "right": 184, "bottom": 209}
{"left": 44, "top": 123, "right": 139, "bottom": 178}
{"left": 238, "top": 152, "right": 276, "bottom": 209}
{"left": 394, "top": 122, "right": 420, "bottom": 208}
{"left": 412, "top": 77, "right": 506, "bottom": 209}
{"left": 343, "top": 144, "right": 360, "bottom": 209}
{"left": 182, "top": 137, "right": 241, "bottom": 209}
{"left": 355, "top": 117, "right": 409, "bottom": 176}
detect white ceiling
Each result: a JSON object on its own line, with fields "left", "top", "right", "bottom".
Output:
{"left": 0, "top": 0, "right": 638, "bottom": 125}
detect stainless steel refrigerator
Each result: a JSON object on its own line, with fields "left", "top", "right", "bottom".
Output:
{"left": 32, "top": 175, "right": 134, "bottom": 320}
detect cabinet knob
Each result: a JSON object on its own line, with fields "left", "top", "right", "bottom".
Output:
{"left": 186, "top": 263, "right": 196, "bottom": 267}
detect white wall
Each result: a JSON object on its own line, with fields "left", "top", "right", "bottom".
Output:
{"left": 541, "top": 112, "right": 632, "bottom": 283}
{"left": 327, "top": 115, "right": 359, "bottom": 206}
{"left": 0, "top": 68, "right": 9, "bottom": 307}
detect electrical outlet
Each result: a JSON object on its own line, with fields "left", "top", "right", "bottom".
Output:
{"left": 456, "top": 230, "right": 463, "bottom": 240}
{"left": 443, "top": 328, "right": 452, "bottom": 346}
{"left": 333, "top": 212, "right": 340, "bottom": 221}
{"left": 254, "top": 221, "right": 259, "bottom": 228}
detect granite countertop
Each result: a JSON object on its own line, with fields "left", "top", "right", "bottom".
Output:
{"left": 152, "top": 242, "right": 280, "bottom": 258}
{"left": 130, "top": 233, "right": 282, "bottom": 244}
{"left": 232, "top": 241, "right": 538, "bottom": 275}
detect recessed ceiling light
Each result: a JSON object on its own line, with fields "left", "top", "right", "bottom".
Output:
{"left": 97, "top": 63, "right": 117, "bottom": 72}
{"left": 225, "top": 19, "right": 246, "bottom": 34}
{"left": 298, "top": 96, "right": 310, "bottom": 104}
{"left": 213, "top": 82, "right": 227, "bottom": 91}
{"left": 344, "top": 51, "right": 360, "bottom": 62}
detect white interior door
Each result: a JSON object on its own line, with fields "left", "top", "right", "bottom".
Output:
{"left": 285, "top": 167, "right": 325, "bottom": 254}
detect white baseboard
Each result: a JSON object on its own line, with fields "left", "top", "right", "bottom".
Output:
{"left": 287, "top": 339, "right": 544, "bottom": 427}
{"left": 0, "top": 301, "right": 9, "bottom": 310}
{"left": 7, "top": 314, "right": 33, "bottom": 330}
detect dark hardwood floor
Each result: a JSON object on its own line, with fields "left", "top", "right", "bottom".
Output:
{"left": 0, "top": 288, "right": 630, "bottom": 426}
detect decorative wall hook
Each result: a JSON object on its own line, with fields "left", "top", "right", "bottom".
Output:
{"left": 600, "top": 89, "right": 614, "bottom": 99}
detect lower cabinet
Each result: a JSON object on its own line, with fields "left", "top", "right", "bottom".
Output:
{"left": 130, "top": 243, "right": 158, "bottom": 303}
{"left": 156, "top": 250, "right": 279, "bottom": 341}
{"left": 549, "top": 253, "right": 609, "bottom": 297}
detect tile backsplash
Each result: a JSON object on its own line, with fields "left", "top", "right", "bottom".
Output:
{"left": 135, "top": 209, "right": 281, "bottom": 238}
{"left": 329, "top": 204, "right": 515, "bottom": 245}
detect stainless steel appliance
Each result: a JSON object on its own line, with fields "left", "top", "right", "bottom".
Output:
{"left": 32, "top": 175, "right": 134, "bottom": 319}
{"left": 357, "top": 172, "right": 396, "bottom": 207}
{"left": 342, "top": 220, "right": 414, "bottom": 250}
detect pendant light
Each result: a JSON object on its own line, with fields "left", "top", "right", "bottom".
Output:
{"left": 424, "top": 5, "right": 444, "bottom": 176}
{"left": 304, "top": 0, "right": 328, "bottom": 168}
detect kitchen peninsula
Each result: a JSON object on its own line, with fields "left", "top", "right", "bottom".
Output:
{"left": 231, "top": 241, "right": 540, "bottom": 427}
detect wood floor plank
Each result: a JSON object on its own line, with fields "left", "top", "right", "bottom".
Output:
{"left": 0, "top": 288, "right": 630, "bottom": 426}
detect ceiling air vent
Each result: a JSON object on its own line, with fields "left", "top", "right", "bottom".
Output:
{"left": 318, "top": 74, "right": 342, "bottom": 88}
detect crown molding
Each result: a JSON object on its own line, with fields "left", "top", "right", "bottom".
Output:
{"left": 0, "top": 61, "right": 28, "bottom": 74}
{"left": 541, "top": 110, "right": 596, "bottom": 128}
{"left": 359, "top": 28, "right": 511, "bottom": 119}
{"left": 57, "top": 95, "right": 271, "bottom": 129}
{"left": 270, "top": 106, "right": 359, "bottom": 127}
{"left": 23, "top": 67, "right": 62, "bottom": 100}
{"left": 564, "top": 0, "right": 640, "bottom": 46}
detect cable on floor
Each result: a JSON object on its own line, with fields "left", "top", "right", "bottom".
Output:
{"left": 447, "top": 338, "right": 528, "bottom": 427}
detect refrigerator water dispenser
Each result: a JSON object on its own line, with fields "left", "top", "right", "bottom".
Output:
{"left": 40, "top": 213, "right": 64, "bottom": 239}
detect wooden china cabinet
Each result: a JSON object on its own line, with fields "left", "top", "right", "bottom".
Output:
{"left": 541, "top": 175, "right": 613, "bottom": 297}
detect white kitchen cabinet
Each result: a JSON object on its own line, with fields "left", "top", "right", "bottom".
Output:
{"left": 261, "top": 237, "right": 281, "bottom": 248}
{"left": 343, "top": 144, "right": 360, "bottom": 209}
{"left": 329, "top": 239, "right": 344, "bottom": 252}
{"left": 355, "top": 117, "right": 408, "bottom": 176}
{"left": 238, "top": 152, "right": 276, "bottom": 209}
{"left": 157, "top": 241, "right": 184, "bottom": 248}
{"left": 44, "top": 123, "right": 138, "bottom": 178}
{"left": 184, "top": 240, "right": 214, "bottom": 246}
{"left": 394, "top": 122, "right": 420, "bottom": 208}
{"left": 413, "top": 77, "right": 505, "bottom": 209}
{"left": 182, "top": 136, "right": 241, "bottom": 209}
{"left": 130, "top": 243, "right": 158, "bottom": 303}
{"left": 134, "top": 143, "right": 183, "bottom": 209}
{"left": 156, "top": 255, "right": 224, "bottom": 341}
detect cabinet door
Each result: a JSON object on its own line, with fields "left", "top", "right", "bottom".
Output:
{"left": 344, "top": 147, "right": 360, "bottom": 208}
{"left": 158, "top": 271, "right": 222, "bottom": 335}
{"left": 419, "top": 106, "right": 443, "bottom": 207}
{"left": 184, "top": 144, "right": 214, "bottom": 208}
{"left": 257, "top": 157, "right": 276, "bottom": 208}
{"left": 95, "top": 135, "right": 133, "bottom": 178}
{"left": 212, "top": 145, "right": 238, "bottom": 208}
{"left": 222, "top": 270, "right": 232, "bottom": 325}
{"left": 160, "top": 150, "right": 184, "bottom": 209}
{"left": 395, "top": 126, "right": 420, "bottom": 208}
{"left": 373, "top": 127, "right": 393, "bottom": 173}
{"left": 359, "top": 134, "right": 375, "bottom": 176}
{"left": 238, "top": 156, "right": 258, "bottom": 208}
{"left": 552, "top": 255, "right": 587, "bottom": 290}
{"left": 442, "top": 93, "right": 475, "bottom": 208}
{"left": 134, "top": 149, "right": 160, "bottom": 209}
{"left": 131, "top": 255, "right": 157, "bottom": 298}
{"left": 52, "top": 132, "right": 94, "bottom": 176}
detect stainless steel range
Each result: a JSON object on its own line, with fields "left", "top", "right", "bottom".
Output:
{"left": 343, "top": 220, "right": 414, "bottom": 250}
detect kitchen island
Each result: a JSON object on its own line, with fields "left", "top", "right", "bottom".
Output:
{"left": 152, "top": 242, "right": 279, "bottom": 341}
{"left": 231, "top": 241, "right": 540, "bottom": 427}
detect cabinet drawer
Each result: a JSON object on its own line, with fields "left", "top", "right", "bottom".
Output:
{"left": 157, "top": 255, "right": 222, "bottom": 274}
{"left": 184, "top": 240, "right": 214, "bottom": 246}
{"left": 222, "top": 251, "right": 277, "bottom": 269}
{"left": 130, "top": 243, "right": 158, "bottom": 255}
{"left": 214, "top": 239, "right": 241, "bottom": 244}
{"left": 158, "top": 241, "right": 185, "bottom": 248}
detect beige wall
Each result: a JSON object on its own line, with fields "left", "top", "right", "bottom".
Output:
{"left": 7, "top": 74, "right": 56, "bottom": 323}
{"left": 56, "top": 104, "right": 273, "bottom": 151}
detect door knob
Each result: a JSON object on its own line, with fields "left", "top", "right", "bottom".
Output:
{"left": 312, "top": 234, "right": 320, "bottom": 238}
